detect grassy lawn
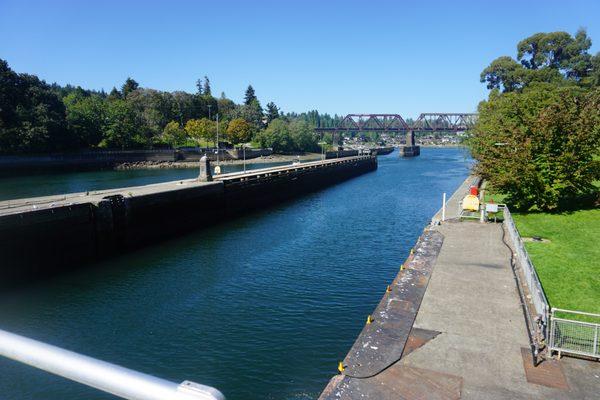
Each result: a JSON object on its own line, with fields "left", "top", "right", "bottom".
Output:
{"left": 483, "top": 181, "right": 599, "bottom": 315}
{"left": 512, "top": 209, "right": 600, "bottom": 315}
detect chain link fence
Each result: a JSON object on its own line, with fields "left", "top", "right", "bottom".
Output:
{"left": 504, "top": 206, "right": 599, "bottom": 360}
{"left": 503, "top": 206, "right": 550, "bottom": 344}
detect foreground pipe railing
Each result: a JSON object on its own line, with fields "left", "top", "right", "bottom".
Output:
{"left": 0, "top": 328, "right": 225, "bottom": 400}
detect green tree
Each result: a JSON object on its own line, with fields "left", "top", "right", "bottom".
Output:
{"left": 184, "top": 118, "right": 216, "bottom": 145}
{"left": 171, "top": 91, "right": 196, "bottom": 125}
{"left": 64, "top": 92, "right": 108, "bottom": 148}
{"left": 230, "top": 98, "right": 263, "bottom": 130}
{"left": 226, "top": 118, "right": 252, "bottom": 145}
{"left": 480, "top": 56, "right": 526, "bottom": 92}
{"left": 127, "top": 88, "right": 176, "bottom": 142}
{"left": 256, "top": 118, "right": 292, "bottom": 152}
{"left": 244, "top": 85, "right": 256, "bottom": 105}
{"left": 102, "top": 99, "right": 144, "bottom": 149}
{"left": 107, "top": 87, "right": 122, "bottom": 101}
{"left": 0, "top": 59, "right": 71, "bottom": 153}
{"left": 161, "top": 121, "right": 187, "bottom": 147}
{"left": 483, "top": 30, "right": 598, "bottom": 93}
{"left": 468, "top": 84, "right": 600, "bottom": 210}
{"left": 217, "top": 96, "right": 236, "bottom": 120}
{"left": 289, "top": 120, "right": 318, "bottom": 152}
{"left": 203, "top": 76, "right": 211, "bottom": 96}
{"left": 589, "top": 53, "right": 600, "bottom": 87}
{"left": 121, "top": 77, "right": 139, "bottom": 98}
{"left": 265, "top": 102, "right": 280, "bottom": 124}
{"left": 517, "top": 30, "right": 592, "bottom": 73}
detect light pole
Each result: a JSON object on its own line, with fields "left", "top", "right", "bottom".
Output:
{"left": 318, "top": 141, "right": 327, "bottom": 160}
{"left": 243, "top": 144, "right": 247, "bottom": 174}
{"left": 207, "top": 104, "right": 212, "bottom": 149}
{"left": 216, "top": 113, "right": 220, "bottom": 165}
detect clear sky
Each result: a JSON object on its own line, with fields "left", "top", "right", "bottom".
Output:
{"left": 1, "top": 0, "right": 599, "bottom": 118}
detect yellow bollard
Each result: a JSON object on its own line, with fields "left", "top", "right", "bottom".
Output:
{"left": 386, "top": 285, "right": 392, "bottom": 293}
{"left": 410, "top": 248, "right": 414, "bottom": 255}
{"left": 366, "top": 315, "right": 374, "bottom": 324}
{"left": 338, "top": 361, "right": 345, "bottom": 373}
{"left": 400, "top": 264, "right": 404, "bottom": 271}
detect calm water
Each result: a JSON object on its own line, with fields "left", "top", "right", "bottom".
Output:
{"left": 0, "top": 148, "right": 471, "bottom": 400}
{"left": 0, "top": 161, "right": 301, "bottom": 201}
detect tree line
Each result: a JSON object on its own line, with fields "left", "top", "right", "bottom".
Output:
{"left": 0, "top": 59, "right": 344, "bottom": 154}
{"left": 469, "top": 29, "right": 600, "bottom": 211}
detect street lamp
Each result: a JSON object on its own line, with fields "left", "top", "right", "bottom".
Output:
{"left": 215, "top": 114, "right": 220, "bottom": 168}
{"left": 318, "top": 141, "right": 327, "bottom": 160}
{"left": 242, "top": 143, "right": 247, "bottom": 173}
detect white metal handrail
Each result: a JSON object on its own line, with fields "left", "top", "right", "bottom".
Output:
{"left": 0, "top": 328, "right": 225, "bottom": 400}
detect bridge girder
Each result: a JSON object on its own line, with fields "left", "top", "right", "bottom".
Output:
{"left": 315, "top": 113, "right": 478, "bottom": 133}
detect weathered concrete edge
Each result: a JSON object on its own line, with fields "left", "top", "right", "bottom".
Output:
{"left": 319, "top": 228, "right": 444, "bottom": 399}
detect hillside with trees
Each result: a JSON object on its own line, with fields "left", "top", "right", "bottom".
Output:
{"left": 469, "top": 29, "right": 600, "bottom": 210}
{"left": 0, "top": 59, "right": 344, "bottom": 154}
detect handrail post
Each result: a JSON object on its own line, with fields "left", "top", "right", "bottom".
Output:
{"left": 0, "top": 328, "right": 225, "bottom": 400}
{"left": 441, "top": 192, "right": 446, "bottom": 222}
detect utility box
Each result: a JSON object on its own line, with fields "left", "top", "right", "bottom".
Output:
{"left": 485, "top": 203, "right": 499, "bottom": 213}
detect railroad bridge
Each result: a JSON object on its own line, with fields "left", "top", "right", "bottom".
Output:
{"left": 314, "top": 113, "right": 477, "bottom": 157}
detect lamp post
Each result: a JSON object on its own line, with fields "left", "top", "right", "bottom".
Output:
{"left": 243, "top": 144, "right": 247, "bottom": 174}
{"left": 207, "top": 104, "right": 213, "bottom": 149}
{"left": 318, "top": 141, "right": 327, "bottom": 160}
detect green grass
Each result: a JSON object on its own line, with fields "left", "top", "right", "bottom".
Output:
{"left": 483, "top": 183, "right": 599, "bottom": 315}
{"left": 512, "top": 209, "right": 600, "bottom": 315}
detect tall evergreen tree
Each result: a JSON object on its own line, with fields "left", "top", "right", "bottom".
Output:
{"left": 108, "top": 87, "right": 122, "bottom": 101}
{"left": 203, "top": 76, "right": 211, "bottom": 96}
{"left": 244, "top": 85, "right": 256, "bottom": 105}
{"left": 121, "top": 77, "right": 139, "bottom": 98}
{"left": 195, "top": 78, "right": 203, "bottom": 95}
{"left": 265, "top": 102, "right": 280, "bottom": 124}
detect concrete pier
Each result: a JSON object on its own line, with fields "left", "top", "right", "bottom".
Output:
{"left": 0, "top": 156, "right": 377, "bottom": 284}
{"left": 400, "top": 131, "right": 421, "bottom": 157}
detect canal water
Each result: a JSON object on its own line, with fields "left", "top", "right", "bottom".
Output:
{"left": 0, "top": 161, "right": 305, "bottom": 202}
{"left": 0, "top": 148, "right": 471, "bottom": 400}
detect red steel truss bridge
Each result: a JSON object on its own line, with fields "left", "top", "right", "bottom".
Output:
{"left": 314, "top": 113, "right": 478, "bottom": 133}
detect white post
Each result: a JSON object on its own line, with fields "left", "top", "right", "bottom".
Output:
{"left": 442, "top": 192, "right": 446, "bottom": 222}
{"left": 243, "top": 145, "right": 246, "bottom": 174}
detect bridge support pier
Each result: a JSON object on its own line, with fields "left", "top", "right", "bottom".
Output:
{"left": 400, "top": 130, "right": 420, "bottom": 157}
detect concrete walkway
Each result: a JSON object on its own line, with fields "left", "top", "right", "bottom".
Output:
{"left": 320, "top": 175, "right": 600, "bottom": 399}
{"left": 406, "top": 221, "right": 540, "bottom": 399}
{"left": 402, "top": 197, "right": 600, "bottom": 399}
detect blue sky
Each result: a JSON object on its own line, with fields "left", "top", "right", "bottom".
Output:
{"left": 1, "top": 0, "right": 599, "bottom": 118}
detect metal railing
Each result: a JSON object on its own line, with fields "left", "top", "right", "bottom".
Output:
{"left": 0, "top": 328, "right": 225, "bottom": 400}
{"left": 549, "top": 308, "right": 600, "bottom": 359}
{"left": 502, "top": 206, "right": 550, "bottom": 350}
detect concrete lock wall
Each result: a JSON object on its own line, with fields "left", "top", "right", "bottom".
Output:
{"left": 325, "top": 150, "right": 360, "bottom": 159}
{"left": 0, "top": 156, "right": 377, "bottom": 285}
{"left": 229, "top": 148, "right": 273, "bottom": 160}
{"left": 0, "top": 150, "right": 178, "bottom": 174}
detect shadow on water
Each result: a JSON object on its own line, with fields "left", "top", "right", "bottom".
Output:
{"left": 0, "top": 148, "right": 472, "bottom": 400}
